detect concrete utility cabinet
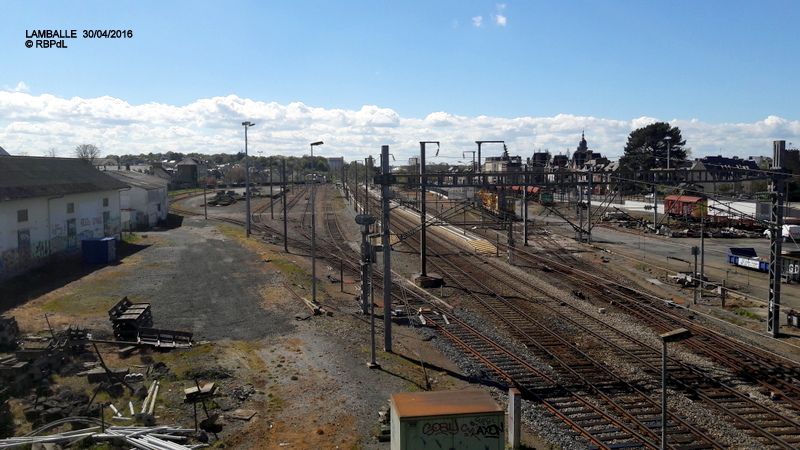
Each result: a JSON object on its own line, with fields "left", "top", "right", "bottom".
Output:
{"left": 390, "top": 390, "right": 505, "bottom": 450}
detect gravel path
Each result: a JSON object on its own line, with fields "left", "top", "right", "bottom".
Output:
{"left": 117, "top": 221, "right": 293, "bottom": 342}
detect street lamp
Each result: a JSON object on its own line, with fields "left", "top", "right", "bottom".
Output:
{"left": 664, "top": 136, "right": 672, "bottom": 170}
{"left": 310, "top": 141, "right": 324, "bottom": 304}
{"left": 310, "top": 141, "right": 323, "bottom": 158}
{"left": 462, "top": 151, "right": 476, "bottom": 172}
{"left": 659, "top": 328, "right": 693, "bottom": 450}
{"left": 242, "top": 121, "right": 256, "bottom": 237}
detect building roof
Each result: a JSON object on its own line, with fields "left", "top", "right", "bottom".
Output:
{"left": 0, "top": 156, "right": 130, "bottom": 202}
{"left": 700, "top": 156, "right": 759, "bottom": 170}
{"left": 104, "top": 169, "right": 169, "bottom": 190}
{"left": 391, "top": 390, "right": 502, "bottom": 419}
{"left": 177, "top": 156, "right": 205, "bottom": 166}
{"left": 0, "top": 146, "right": 8, "bottom": 156}
{"left": 665, "top": 195, "right": 705, "bottom": 203}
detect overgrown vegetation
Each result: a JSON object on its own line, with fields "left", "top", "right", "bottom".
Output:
{"left": 735, "top": 308, "right": 761, "bottom": 320}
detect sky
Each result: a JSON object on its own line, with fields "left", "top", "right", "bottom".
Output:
{"left": 1, "top": 1, "right": 799, "bottom": 165}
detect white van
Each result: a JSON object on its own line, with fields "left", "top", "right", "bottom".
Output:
{"left": 764, "top": 225, "right": 800, "bottom": 242}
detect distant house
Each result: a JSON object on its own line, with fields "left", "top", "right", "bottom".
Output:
{"left": 483, "top": 147, "right": 523, "bottom": 184}
{"left": 687, "top": 156, "right": 760, "bottom": 196}
{"left": 101, "top": 162, "right": 171, "bottom": 181}
{"left": 327, "top": 157, "right": 345, "bottom": 174}
{"left": 0, "top": 156, "right": 129, "bottom": 281}
{"left": 94, "top": 158, "right": 120, "bottom": 168}
{"left": 104, "top": 169, "right": 169, "bottom": 230}
{"left": 551, "top": 154, "right": 569, "bottom": 168}
{"left": 175, "top": 157, "right": 207, "bottom": 188}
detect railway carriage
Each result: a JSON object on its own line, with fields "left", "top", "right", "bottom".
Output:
{"left": 664, "top": 195, "right": 707, "bottom": 218}
{"left": 478, "top": 189, "right": 516, "bottom": 218}
{"left": 782, "top": 252, "right": 800, "bottom": 283}
{"left": 539, "top": 188, "right": 555, "bottom": 206}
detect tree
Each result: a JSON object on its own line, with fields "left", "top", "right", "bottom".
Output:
{"left": 75, "top": 144, "right": 101, "bottom": 164}
{"left": 619, "top": 122, "right": 688, "bottom": 172}
{"left": 227, "top": 166, "right": 246, "bottom": 184}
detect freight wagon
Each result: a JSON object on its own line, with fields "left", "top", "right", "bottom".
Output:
{"left": 664, "top": 195, "right": 707, "bottom": 218}
{"left": 728, "top": 248, "right": 800, "bottom": 283}
{"left": 727, "top": 248, "right": 769, "bottom": 272}
{"left": 539, "top": 188, "right": 555, "bottom": 206}
{"left": 478, "top": 189, "right": 516, "bottom": 219}
{"left": 782, "top": 252, "right": 800, "bottom": 283}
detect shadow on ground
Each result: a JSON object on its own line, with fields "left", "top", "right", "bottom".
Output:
{"left": 391, "top": 352, "right": 509, "bottom": 392}
{"left": 0, "top": 240, "right": 150, "bottom": 314}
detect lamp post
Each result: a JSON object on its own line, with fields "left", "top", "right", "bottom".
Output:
{"left": 664, "top": 136, "right": 672, "bottom": 170}
{"left": 310, "top": 141, "right": 323, "bottom": 158}
{"left": 659, "top": 328, "right": 693, "bottom": 450}
{"left": 269, "top": 162, "right": 274, "bottom": 219}
{"left": 419, "top": 141, "right": 440, "bottom": 278}
{"left": 310, "top": 141, "right": 324, "bottom": 304}
{"left": 462, "top": 151, "right": 476, "bottom": 172}
{"left": 282, "top": 158, "right": 288, "bottom": 253}
{"left": 242, "top": 121, "right": 255, "bottom": 238}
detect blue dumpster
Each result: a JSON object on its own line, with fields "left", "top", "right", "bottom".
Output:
{"left": 82, "top": 237, "right": 116, "bottom": 264}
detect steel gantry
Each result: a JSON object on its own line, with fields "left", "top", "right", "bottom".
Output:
{"left": 374, "top": 143, "right": 791, "bottom": 340}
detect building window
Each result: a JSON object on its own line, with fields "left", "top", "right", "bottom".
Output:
{"left": 67, "top": 203, "right": 75, "bottom": 214}
{"left": 157, "top": 204, "right": 161, "bottom": 212}
{"left": 17, "top": 209, "right": 28, "bottom": 222}
{"left": 103, "top": 198, "right": 109, "bottom": 207}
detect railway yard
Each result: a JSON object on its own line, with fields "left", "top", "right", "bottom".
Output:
{"left": 4, "top": 181, "right": 800, "bottom": 449}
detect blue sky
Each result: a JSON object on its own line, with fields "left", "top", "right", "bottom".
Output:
{"left": 1, "top": 1, "right": 799, "bottom": 163}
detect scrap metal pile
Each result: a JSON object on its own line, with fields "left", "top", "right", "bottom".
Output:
{"left": 0, "top": 423, "right": 208, "bottom": 449}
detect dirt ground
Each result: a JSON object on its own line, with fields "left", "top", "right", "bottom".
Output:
{"left": 1, "top": 210, "right": 492, "bottom": 449}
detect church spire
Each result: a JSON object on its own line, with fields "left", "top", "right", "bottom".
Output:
{"left": 577, "top": 130, "right": 588, "bottom": 153}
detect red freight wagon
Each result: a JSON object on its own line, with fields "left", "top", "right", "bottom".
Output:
{"left": 664, "top": 195, "right": 707, "bottom": 218}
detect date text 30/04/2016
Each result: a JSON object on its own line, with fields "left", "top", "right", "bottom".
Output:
{"left": 26, "top": 30, "right": 133, "bottom": 39}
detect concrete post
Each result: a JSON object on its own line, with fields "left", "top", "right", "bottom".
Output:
{"left": 508, "top": 388, "right": 521, "bottom": 449}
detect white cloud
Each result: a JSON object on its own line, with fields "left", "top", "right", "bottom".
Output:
{"left": 472, "top": 16, "right": 483, "bottom": 27}
{"left": 12, "top": 82, "right": 29, "bottom": 93}
{"left": 0, "top": 92, "right": 797, "bottom": 163}
{"left": 494, "top": 4, "right": 507, "bottom": 26}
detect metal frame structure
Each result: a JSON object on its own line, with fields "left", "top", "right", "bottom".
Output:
{"left": 374, "top": 148, "right": 789, "bottom": 341}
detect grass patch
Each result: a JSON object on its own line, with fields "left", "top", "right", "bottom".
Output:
{"left": 158, "top": 340, "right": 269, "bottom": 380}
{"left": 169, "top": 189, "right": 203, "bottom": 197}
{"left": 710, "top": 311, "right": 747, "bottom": 326}
{"left": 267, "top": 392, "right": 285, "bottom": 410}
{"left": 735, "top": 308, "right": 761, "bottom": 320}
{"left": 41, "top": 292, "right": 113, "bottom": 315}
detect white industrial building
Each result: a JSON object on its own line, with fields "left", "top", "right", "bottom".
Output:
{"left": 0, "top": 156, "right": 129, "bottom": 281}
{"left": 104, "top": 169, "right": 169, "bottom": 230}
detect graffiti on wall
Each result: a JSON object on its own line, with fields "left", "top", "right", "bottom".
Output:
{"left": 32, "top": 240, "right": 50, "bottom": 259}
{"left": 0, "top": 214, "right": 119, "bottom": 281}
{"left": 421, "top": 417, "right": 503, "bottom": 440}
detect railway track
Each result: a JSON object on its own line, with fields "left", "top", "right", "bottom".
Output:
{"left": 388, "top": 194, "right": 800, "bottom": 448}
{"left": 173, "top": 182, "right": 800, "bottom": 447}
{"left": 506, "top": 236, "right": 800, "bottom": 414}
{"left": 420, "top": 310, "right": 717, "bottom": 449}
